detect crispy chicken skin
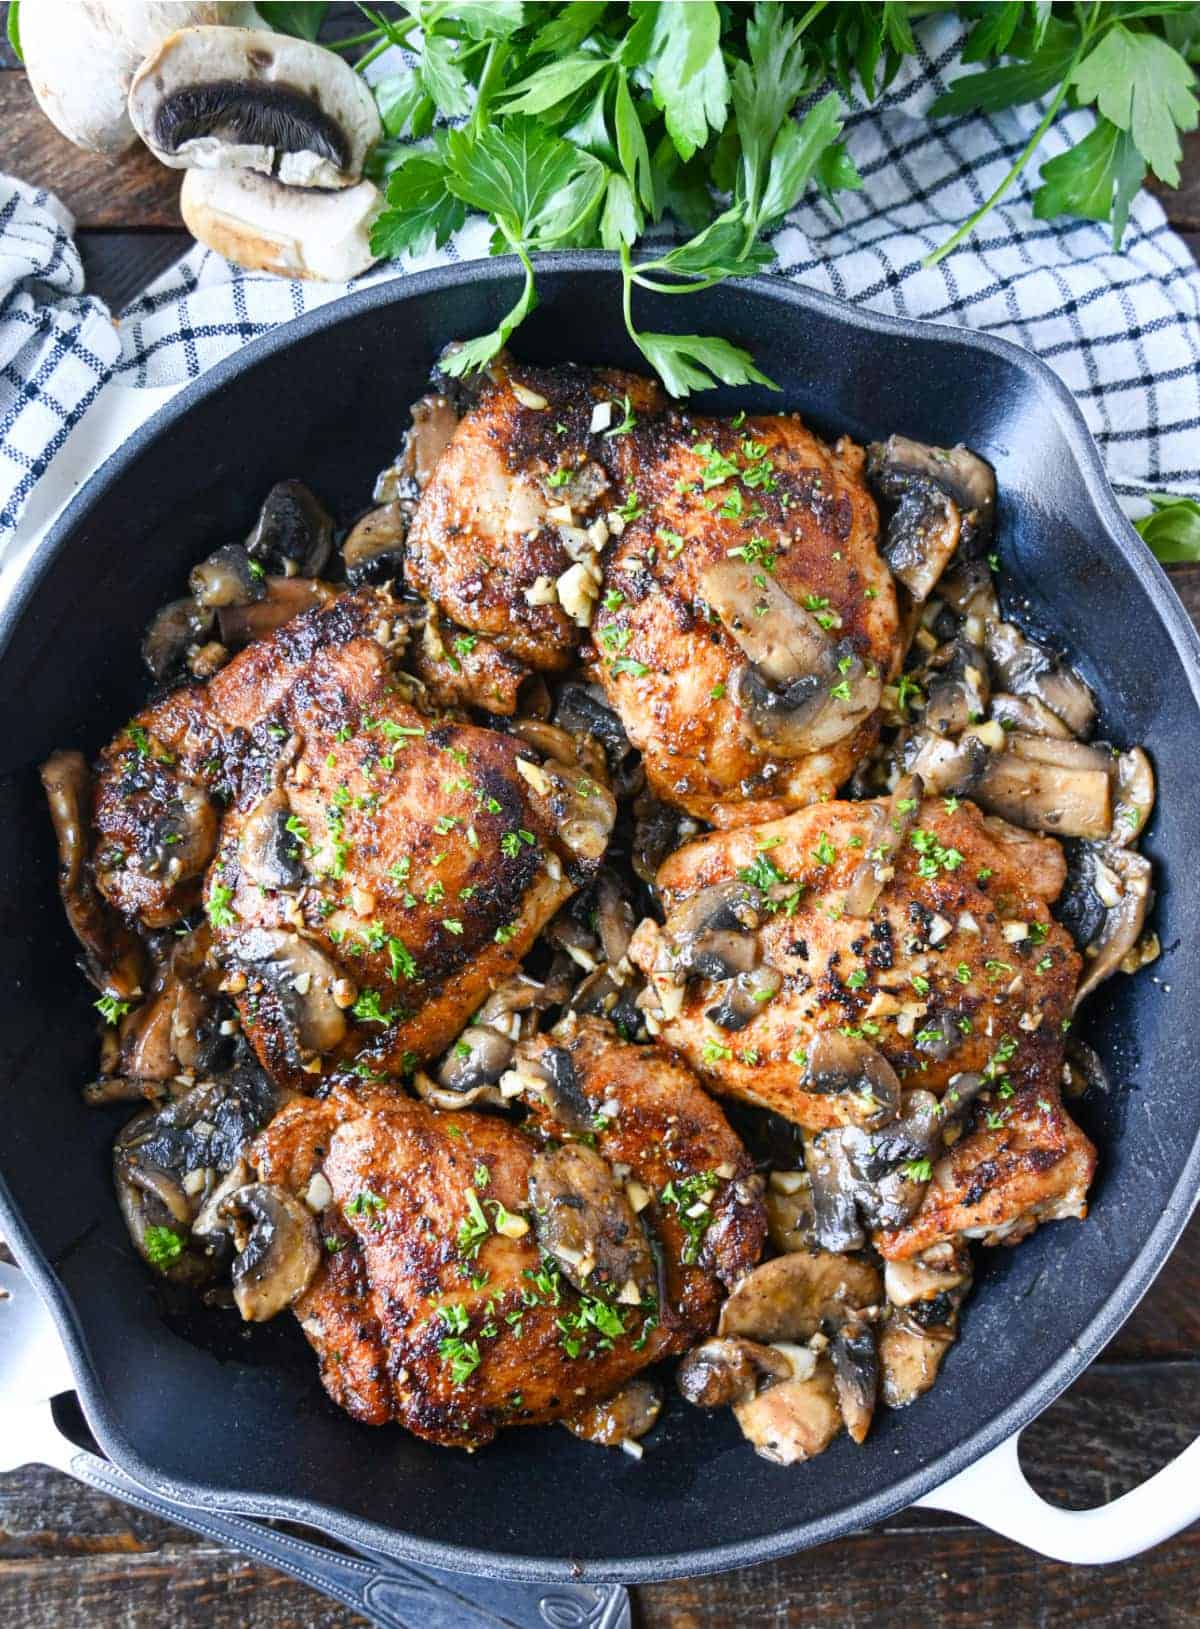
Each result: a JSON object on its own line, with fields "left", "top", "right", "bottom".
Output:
{"left": 405, "top": 362, "right": 665, "bottom": 672}
{"left": 877, "top": 1084, "right": 1096, "bottom": 1259}
{"left": 251, "top": 1023, "right": 764, "bottom": 1447}
{"left": 629, "top": 797, "right": 1079, "bottom": 1127}
{"left": 593, "top": 415, "right": 900, "bottom": 824}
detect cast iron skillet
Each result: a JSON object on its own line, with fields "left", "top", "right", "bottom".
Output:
{"left": 1, "top": 256, "right": 1198, "bottom": 1584}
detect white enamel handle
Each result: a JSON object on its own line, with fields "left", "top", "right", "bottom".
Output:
{"left": 917, "top": 1429, "right": 1200, "bottom": 1563}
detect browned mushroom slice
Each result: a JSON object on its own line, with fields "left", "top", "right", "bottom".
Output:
{"left": 867, "top": 437, "right": 996, "bottom": 602}
{"left": 677, "top": 1336, "right": 793, "bottom": 1408}
{"left": 142, "top": 596, "right": 216, "bottom": 682}
{"left": 831, "top": 1319, "right": 878, "bottom": 1444}
{"left": 985, "top": 621, "right": 1097, "bottom": 738}
{"left": 659, "top": 878, "right": 764, "bottom": 986}
{"left": 563, "top": 1376, "right": 663, "bottom": 1452}
{"left": 220, "top": 1182, "right": 321, "bottom": 1321}
{"left": 989, "top": 692, "right": 1073, "bottom": 739}
{"left": 718, "top": 1251, "right": 882, "bottom": 1344}
{"left": 40, "top": 749, "right": 146, "bottom": 1002}
{"left": 883, "top": 1238, "right": 973, "bottom": 1307}
{"left": 222, "top": 928, "right": 349, "bottom": 1062}
{"left": 238, "top": 788, "right": 307, "bottom": 891}
{"left": 1073, "top": 845, "right": 1153, "bottom": 1009}
{"left": 701, "top": 559, "right": 881, "bottom": 754}
{"left": 903, "top": 727, "right": 992, "bottom": 796}
{"left": 805, "top": 1090, "right": 942, "bottom": 1247}
{"left": 733, "top": 1353, "right": 843, "bottom": 1465}
{"left": 765, "top": 1172, "right": 816, "bottom": 1254}
{"left": 1111, "top": 747, "right": 1154, "bottom": 847}
{"left": 806, "top": 1031, "right": 902, "bottom": 1129}
{"left": 878, "top": 1314, "right": 956, "bottom": 1407}
{"left": 842, "top": 773, "right": 923, "bottom": 918}
{"left": 923, "top": 639, "right": 990, "bottom": 736}
{"left": 529, "top": 1142, "right": 655, "bottom": 1303}
{"left": 342, "top": 503, "right": 409, "bottom": 587}
{"left": 218, "top": 577, "right": 339, "bottom": 645}
{"left": 974, "top": 746, "right": 1111, "bottom": 839}
{"left": 190, "top": 544, "right": 264, "bottom": 610}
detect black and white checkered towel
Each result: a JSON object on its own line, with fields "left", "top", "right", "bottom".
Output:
{"left": 2, "top": 14, "right": 1198, "bottom": 547}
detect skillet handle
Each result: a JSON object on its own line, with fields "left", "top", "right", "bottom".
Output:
{"left": 37, "top": 1418, "right": 630, "bottom": 1629}
{"left": 916, "top": 1429, "right": 1200, "bottom": 1564}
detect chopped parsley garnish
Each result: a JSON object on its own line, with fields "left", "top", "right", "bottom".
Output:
{"left": 206, "top": 883, "right": 237, "bottom": 929}
{"left": 352, "top": 989, "right": 399, "bottom": 1025}
{"left": 910, "top": 829, "right": 965, "bottom": 879}
{"left": 346, "top": 1189, "right": 386, "bottom": 1218}
{"left": 94, "top": 994, "right": 130, "bottom": 1025}
{"left": 143, "top": 1226, "right": 184, "bottom": 1270}
{"left": 901, "top": 1159, "right": 933, "bottom": 1183}
{"left": 812, "top": 833, "right": 837, "bottom": 867}
{"left": 660, "top": 1171, "right": 721, "bottom": 1264}
{"left": 611, "top": 657, "right": 649, "bottom": 678}
{"left": 439, "top": 1336, "right": 482, "bottom": 1386}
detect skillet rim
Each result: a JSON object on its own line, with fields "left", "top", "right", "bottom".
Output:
{"left": 2, "top": 251, "right": 1199, "bottom": 1584}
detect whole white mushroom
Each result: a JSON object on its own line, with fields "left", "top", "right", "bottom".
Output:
{"left": 19, "top": 1, "right": 259, "bottom": 155}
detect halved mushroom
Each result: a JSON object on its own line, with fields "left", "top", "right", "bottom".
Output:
{"left": 529, "top": 1142, "right": 655, "bottom": 1304}
{"left": 843, "top": 773, "right": 923, "bottom": 918}
{"left": 563, "top": 1377, "right": 663, "bottom": 1449}
{"left": 41, "top": 750, "right": 145, "bottom": 1001}
{"left": 223, "top": 928, "right": 348, "bottom": 1059}
{"left": 238, "top": 788, "right": 306, "bottom": 891}
{"left": 677, "top": 1336, "right": 792, "bottom": 1408}
{"left": 142, "top": 596, "right": 216, "bottom": 682}
{"left": 219, "top": 1182, "right": 321, "bottom": 1321}
{"left": 806, "top": 1031, "right": 902, "bottom": 1130}
{"left": 342, "top": 502, "right": 409, "bottom": 587}
{"left": 867, "top": 437, "right": 996, "bottom": 602}
{"left": 1071, "top": 845, "right": 1153, "bottom": 1009}
{"left": 701, "top": 560, "right": 881, "bottom": 754}
{"left": 129, "top": 26, "right": 382, "bottom": 188}
{"left": 189, "top": 543, "right": 264, "bottom": 610}
{"left": 244, "top": 480, "right": 333, "bottom": 577}
{"left": 985, "top": 622, "right": 1097, "bottom": 738}
{"left": 181, "top": 169, "right": 382, "bottom": 283}
{"left": 218, "top": 577, "right": 337, "bottom": 645}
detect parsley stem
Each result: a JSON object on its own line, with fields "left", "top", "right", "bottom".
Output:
{"left": 924, "top": 71, "right": 1076, "bottom": 266}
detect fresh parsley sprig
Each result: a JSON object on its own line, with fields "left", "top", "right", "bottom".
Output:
{"left": 262, "top": 3, "right": 1200, "bottom": 398}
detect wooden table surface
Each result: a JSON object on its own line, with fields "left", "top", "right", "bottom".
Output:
{"left": 2, "top": 11, "right": 1199, "bottom": 1626}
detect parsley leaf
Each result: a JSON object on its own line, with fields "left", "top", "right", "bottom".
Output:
{"left": 1134, "top": 494, "right": 1200, "bottom": 564}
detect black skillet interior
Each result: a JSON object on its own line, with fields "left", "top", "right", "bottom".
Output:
{"left": 1, "top": 257, "right": 1199, "bottom": 1583}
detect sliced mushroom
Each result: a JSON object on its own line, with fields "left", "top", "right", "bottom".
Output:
{"left": 843, "top": 774, "right": 923, "bottom": 918}
{"left": 718, "top": 1251, "right": 882, "bottom": 1344}
{"left": 223, "top": 928, "right": 348, "bottom": 1058}
{"left": 733, "top": 1354, "right": 842, "bottom": 1465}
{"left": 990, "top": 692, "right": 1072, "bottom": 739}
{"left": 805, "top": 1090, "right": 941, "bottom": 1247}
{"left": 677, "top": 1336, "right": 792, "bottom": 1408}
{"left": 243, "top": 480, "right": 333, "bottom": 577}
{"left": 342, "top": 502, "right": 409, "bottom": 587}
{"left": 113, "top": 1064, "right": 281, "bottom": 1280}
{"left": 518, "top": 751, "right": 617, "bottom": 868}
{"left": 884, "top": 1239, "right": 973, "bottom": 1308}
{"left": 563, "top": 1377, "right": 663, "bottom": 1448}
{"left": 395, "top": 391, "right": 462, "bottom": 491}
{"left": 806, "top": 1031, "right": 902, "bottom": 1130}
{"left": 1072, "top": 845, "right": 1153, "bottom": 1009}
{"left": 509, "top": 1043, "right": 593, "bottom": 1131}
{"left": 831, "top": 1320, "right": 879, "bottom": 1445}
{"left": 142, "top": 595, "right": 215, "bottom": 682}
{"left": 181, "top": 168, "right": 382, "bottom": 283}
{"left": 438, "top": 1025, "right": 515, "bottom": 1095}
{"left": 632, "top": 794, "right": 700, "bottom": 885}
{"left": 41, "top": 750, "right": 145, "bottom": 1001}
{"left": 219, "top": 1182, "right": 321, "bottom": 1321}
{"left": 924, "top": 638, "right": 990, "bottom": 735}
{"left": 701, "top": 560, "right": 881, "bottom": 753}
{"left": 189, "top": 542, "right": 264, "bottom": 610}
{"left": 878, "top": 1315, "right": 956, "bottom": 1407}
{"left": 974, "top": 747, "right": 1111, "bottom": 840}
{"left": 238, "top": 788, "right": 306, "bottom": 891}
{"left": 660, "top": 879, "right": 764, "bottom": 985}
{"left": 129, "top": 26, "right": 382, "bottom": 188}
{"left": 1112, "top": 747, "right": 1154, "bottom": 847}
{"left": 765, "top": 1172, "right": 817, "bottom": 1254}
{"left": 554, "top": 683, "right": 640, "bottom": 793}
{"left": 529, "top": 1142, "right": 655, "bottom": 1303}
{"left": 867, "top": 437, "right": 996, "bottom": 602}
{"left": 985, "top": 622, "right": 1097, "bottom": 738}
{"left": 903, "top": 727, "right": 991, "bottom": 796}
{"left": 218, "top": 577, "right": 337, "bottom": 645}
{"left": 705, "top": 965, "right": 782, "bottom": 1031}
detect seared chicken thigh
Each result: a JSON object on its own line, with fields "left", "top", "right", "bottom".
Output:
{"left": 593, "top": 414, "right": 900, "bottom": 824}
{"left": 93, "top": 587, "right": 612, "bottom": 1091}
{"left": 250, "top": 1019, "right": 764, "bottom": 1447}
{"left": 405, "top": 361, "right": 664, "bottom": 674}
{"left": 629, "top": 794, "right": 1079, "bottom": 1125}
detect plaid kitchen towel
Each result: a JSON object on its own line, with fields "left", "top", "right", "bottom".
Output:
{"left": 2, "top": 11, "right": 1199, "bottom": 547}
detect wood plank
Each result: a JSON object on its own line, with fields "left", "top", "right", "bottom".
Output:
{"left": 78, "top": 231, "right": 190, "bottom": 311}
{"left": 0, "top": 75, "right": 181, "bottom": 228}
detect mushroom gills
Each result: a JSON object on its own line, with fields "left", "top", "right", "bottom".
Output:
{"left": 220, "top": 1182, "right": 321, "bottom": 1321}
{"left": 528, "top": 1142, "right": 656, "bottom": 1303}
{"left": 867, "top": 437, "right": 996, "bottom": 603}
